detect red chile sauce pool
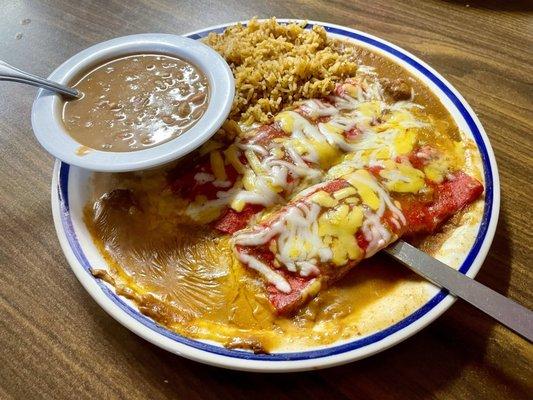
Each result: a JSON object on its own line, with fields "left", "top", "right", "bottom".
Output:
{"left": 62, "top": 54, "right": 209, "bottom": 152}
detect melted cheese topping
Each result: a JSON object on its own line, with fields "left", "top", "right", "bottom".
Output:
{"left": 233, "top": 168, "right": 406, "bottom": 288}
{"left": 379, "top": 160, "right": 425, "bottom": 193}
{"left": 186, "top": 72, "right": 433, "bottom": 223}
{"left": 183, "top": 71, "right": 463, "bottom": 289}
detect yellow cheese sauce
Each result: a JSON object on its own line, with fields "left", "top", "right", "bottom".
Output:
{"left": 84, "top": 41, "right": 484, "bottom": 353}
{"left": 85, "top": 180, "right": 427, "bottom": 351}
{"left": 85, "top": 144, "right": 482, "bottom": 352}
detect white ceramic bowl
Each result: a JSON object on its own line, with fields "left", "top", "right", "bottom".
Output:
{"left": 51, "top": 20, "right": 500, "bottom": 372}
{"left": 32, "top": 34, "right": 234, "bottom": 172}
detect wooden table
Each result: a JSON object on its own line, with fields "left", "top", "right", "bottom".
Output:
{"left": 1, "top": 1, "right": 531, "bottom": 398}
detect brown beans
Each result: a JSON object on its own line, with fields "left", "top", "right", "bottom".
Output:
{"left": 190, "top": 107, "right": 203, "bottom": 120}
{"left": 177, "top": 102, "right": 191, "bottom": 118}
{"left": 189, "top": 92, "right": 206, "bottom": 105}
{"left": 63, "top": 53, "right": 209, "bottom": 152}
{"left": 161, "top": 115, "right": 175, "bottom": 125}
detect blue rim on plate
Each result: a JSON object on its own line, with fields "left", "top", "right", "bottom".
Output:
{"left": 55, "top": 21, "right": 495, "bottom": 363}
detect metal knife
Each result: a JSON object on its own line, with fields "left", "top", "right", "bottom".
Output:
{"left": 385, "top": 240, "right": 533, "bottom": 342}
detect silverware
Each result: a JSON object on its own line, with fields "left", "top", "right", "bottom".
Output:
{"left": 0, "top": 60, "right": 81, "bottom": 98}
{"left": 386, "top": 240, "right": 533, "bottom": 342}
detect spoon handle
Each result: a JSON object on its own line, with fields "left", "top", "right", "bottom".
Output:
{"left": 0, "top": 60, "right": 80, "bottom": 98}
{"left": 385, "top": 240, "right": 533, "bottom": 342}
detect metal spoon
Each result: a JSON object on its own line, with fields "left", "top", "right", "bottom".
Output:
{"left": 0, "top": 60, "right": 81, "bottom": 98}
{"left": 386, "top": 240, "right": 533, "bottom": 342}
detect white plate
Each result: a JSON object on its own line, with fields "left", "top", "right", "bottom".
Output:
{"left": 51, "top": 20, "right": 500, "bottom": 372}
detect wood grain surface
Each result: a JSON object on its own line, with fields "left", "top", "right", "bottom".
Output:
{"left": 0, "top": 1, "right": 532, "bottom": 399}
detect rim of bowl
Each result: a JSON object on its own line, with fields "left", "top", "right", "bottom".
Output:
{"left": 51, "top": 20, "right": 500, "bottom": 372}
{"left": 32, "top": 33, "right": 234, "bottom": 172}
